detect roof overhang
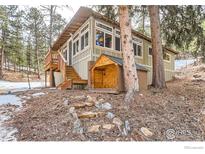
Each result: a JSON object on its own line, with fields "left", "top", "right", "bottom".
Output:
{"left": 51, "top": 7, "right": 93, "bottom": 51}
{"left": 51, "top": 7, "right": 178, "bottom": 55}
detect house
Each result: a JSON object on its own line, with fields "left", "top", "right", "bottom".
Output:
{"left": 44, "top": 7, "right": 178, "bottom": 91}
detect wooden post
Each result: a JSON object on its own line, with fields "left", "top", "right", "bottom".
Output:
{"left": 45, "top": 71, "right": 47, "bottom": 87}
{"left": 88, "top": 61, "right": 95, "bottom": 89}
{"left": 49, "top": 69, "right": 55, "bottom": 87}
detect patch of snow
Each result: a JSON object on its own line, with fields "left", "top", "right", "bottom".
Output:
{"left": 0, "top": 112, "right": 17, "bottom": 141}
{"left": 0, "top": 80, "right": 44, "bottom": 92}
{"left": 175, "top": 59, "right": 196, "bottom": 70}
{"left": 32, "top": 92, "right": 45, "bottom": 97}
{"left": 0, "top": 95, "right": 22, "bottom": 106}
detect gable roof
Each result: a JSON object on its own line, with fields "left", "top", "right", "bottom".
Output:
{"left": 95, "top": 54, "right": 148, "bottom": 72}
{"left": 51, "top": 7, "right": 178, "bottom": 54}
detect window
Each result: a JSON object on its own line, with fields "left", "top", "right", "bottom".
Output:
{"left": 163, "top": 52, "right": 170, "bottom": 61}
{"left": 96, "top": 29, "right": 112, "bottom": 49}
{"left": 73, "top": 40, "right": 79, "bottom": 56}
{"left": 133, "top": 43, "right": 137, "bottom": 56}
{"left": 148, "top": 47, "right": 152, "bottom": 55}
{"left": 105, "top": 33, "right": 112, "bottom": 48}
{"left": 81, "top": 31, "right": 89, "bottom": 50}
{"left": 81, "top": 35, "right": 84, "bottom": 50}
{"left": 138, "top": 45, "right": 142, "bottom": 56}
{"left": 115, "top": 36, "right": 121, "bottom": 51}
{"left": 96, "top": 30, "right": 104, "bottom": 47}
{"left": 133, "top": 42, "right": 142, "bottom": 57}
{"left": 96, "top": 22, "right": 112, "bottom": 32}
{"left": 85, "top": 32, "right": 88, "bottom": 47}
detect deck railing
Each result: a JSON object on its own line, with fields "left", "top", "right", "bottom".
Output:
{"left": 45, "top": 50, "right": 59, "bottom": 68}
{"left": 57, "top": 51, "right": 67, "bottom": 81}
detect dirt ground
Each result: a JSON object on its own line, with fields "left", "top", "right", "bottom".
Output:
{"left": 5, "top": 64, "right": 205, "bottom": 141}
{"left": 2, "top": 69, "right": 43, "bottom": 82}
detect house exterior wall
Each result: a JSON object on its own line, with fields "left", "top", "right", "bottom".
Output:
{"left": 91, "top": 17, "right": 176, "bottom": 85}
{"left": 55, "top": 15, "right": 176, "bottom": 84}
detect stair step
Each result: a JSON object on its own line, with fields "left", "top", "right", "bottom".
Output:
{"left": 78, "top": 111, "right": 105, "bottom": 119}
{"left": 70, "top": 102, "right": 95, "bottom": 109}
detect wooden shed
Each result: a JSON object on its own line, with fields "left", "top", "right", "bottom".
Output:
{"left": 90, "top": 54, "right": 148, "bottom": 93}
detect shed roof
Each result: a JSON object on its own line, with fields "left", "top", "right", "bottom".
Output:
{"left": 99, "top": 54, "right": 148, "bottom": 72}
{"left": 51, "top": 7, "right": 178, "bottom": 54}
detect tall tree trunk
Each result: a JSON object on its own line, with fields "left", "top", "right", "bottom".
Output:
{"left": 119, "top": 6, "right": 139, "bottom": 103}
{"left": 49, "top": 5, "right": 54, "bottom": 48}
{"left": 34, "top": 23, "right": 40, "bottom": 79}
{"left": 0, "top": 48, "right": 3, "bottom": 79}
{"left": 142, "top": 6, "right": 146, "bottom": 34}
{"left": 149, "top": 6, "right": 166, "bottom": 88}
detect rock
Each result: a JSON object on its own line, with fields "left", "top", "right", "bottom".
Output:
{"left": 113, "top": 117, "right": 123, "bottom": 126}
{"left": 69, "top": 107, "right": 78, "bottom": 119}
{"left": 74, "top": 95, "right": 86, "bottom": 100}
{"left": 139, "top": 93, "right": 143, "bottom": 96}
{"left": 87, "top": 95, "right": 94, "bottom": 102}
{"left": 106, "top": 112, "right": 115, "bottom": 119}
{"left": 73, "top": 119, "right": 83, "bottom": 134}
{"left": 123, "top": 120, "right": 131, "bottom": 136}
{"left": 85, "top": 102, "right": 95, "bottom": 107}
{"left": 87, "top": 125, "right": 101, "bottom": 133}
{"left": 193, "top": 74, "right": 201, "bottom": 78}
{"left": 140, "top": 127, "right": 153, "bottom": 137}
{"left": 201, "top": 110, "right": 205, "bottom": 115}
{"left": 63, "top": 100, "right": 69, "bottom": 105}
{"left": 101, "top": 102, "right": 112, "bottom": 110}
{"left": 78, "top": 111, "right": 104, "bottom": 119}
{"left": 125, "top": 120, "right": 131, "bottom": 132}
{"left": 71, "top": 103, "right": 86, "bottom": 109}
{"left": 102, "top": 124, "right": 115, "bottom": 130}
{"left": 95, "top": 101, "right": 101, "bottom": 108}
{"left": 98, "top": 98, "right": 104, "bottom": 102}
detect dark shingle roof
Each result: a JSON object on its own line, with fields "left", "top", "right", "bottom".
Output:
{"left": 102, "top": 54, "right": 148, "bottom": 71}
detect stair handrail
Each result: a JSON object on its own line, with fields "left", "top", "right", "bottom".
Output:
{"left": 57, "top": 50, "right": 67, "bottom": 81}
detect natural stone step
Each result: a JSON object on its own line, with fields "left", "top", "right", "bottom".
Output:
{"left": 71, "top": 102, "right": 94, "bottom": 109}
{"left": 78, "top": 111, "right": 105, "bottom": 119}
{"left": 87, "top": 125, "right": 101, "bottom": 133}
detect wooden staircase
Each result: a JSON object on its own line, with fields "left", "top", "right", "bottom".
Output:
{"left": 55, "top": 52, "right": 87, "bottom": 90}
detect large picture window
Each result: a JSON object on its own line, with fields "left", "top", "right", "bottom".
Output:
{"left": 96, "top": 29, "right": 112, "bottom": 48}
{"left": 105, "top": 33, "right": 112, "bottom": 48}
{"left": 96, "top": 30, "right": 104, "bottom": 47}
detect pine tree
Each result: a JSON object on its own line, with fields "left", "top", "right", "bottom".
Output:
{"left": 149, "top": 5, "right": 166, "bottom": 88}
{"left": 119, "top": 5, "right": 139, "bottom": 103}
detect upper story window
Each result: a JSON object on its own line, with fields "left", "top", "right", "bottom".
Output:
{"left": 148, "top": 47, "right": 152, "bottom": 55}
{"left": 81, "top": 31, "right": 89, "bottom": 50}
{"left": 163, "top": 51, "right": 171, "bottom": 61}
{"left": 96, "top": 22, "right": 112, "bottom": 32}
{"left": 115, "top": 29, "right": 121, "bottom": 51}
{"left": 115, "top": 36, "right": 121, "bottom": 51}
{"left": 96, "top": 29, "right": 112, "bottom": 48}
{"left": 133, "top": 42, "right": 143, "bottom": 57}
{"left": 95, "top": 21, "right": 113, "bottom": 49}
{"left": 73, "top": 39, "right": 79, "bottom": 56}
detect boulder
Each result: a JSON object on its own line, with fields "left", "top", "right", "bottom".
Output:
{"left": 101, "top": 102, "right": 112, "bottom": 110}
{"left": 113, "top": 117, "right": 123, "bottom": 126}
{"left": 87, "top": 125, "right": 101, "bottom": 133}
{"left": 102, "top": 124, "right": 115, "bottom": 130}
{"left": 140, "top": 127, "right": 153, "bottom": 137}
